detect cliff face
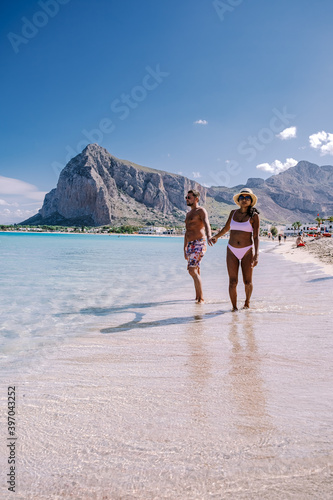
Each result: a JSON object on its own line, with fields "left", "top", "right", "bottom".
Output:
{"left": 21, "top": 144, "right": 333, "bottom": 227}
{"left": 107, "top": 155, "right": 206, "bottom": 213}
{"left": 40, "top": 146, "right": 119, "bottom": 224}
{"left": 26, "top": 144, "right": 206, "bottom": 226}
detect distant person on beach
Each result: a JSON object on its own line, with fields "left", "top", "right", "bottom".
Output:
{"left": 296, "top": 233, "right": 305, "bottom": 247}
{"left": 184, "top": 190, "right": 213, "bottom": 303}
{"left": 278, "top": 234, "right": 282, "bottom": 245}
{"left": 284, "top": 234, "right": 287, "bottom": 242}
{"left": 211, "top": 188, "right": 260, "bottom": 311}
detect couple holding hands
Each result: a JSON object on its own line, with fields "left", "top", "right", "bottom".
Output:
{"left": 184, "top": 188, "right": 260, "bottom": 310}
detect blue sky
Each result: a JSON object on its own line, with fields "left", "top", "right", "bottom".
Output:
{"left": 1, "top": 0, "right": 333, "bottom": 223}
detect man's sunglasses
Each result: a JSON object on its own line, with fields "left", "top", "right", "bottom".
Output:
{"left": 238, "top": 195, "right": 252, "bottom": 201}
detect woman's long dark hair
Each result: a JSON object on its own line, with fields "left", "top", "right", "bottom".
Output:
{"left": 247, "top": 205, "right": 260, "bottom": 217}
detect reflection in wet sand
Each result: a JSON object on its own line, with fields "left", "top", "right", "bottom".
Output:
{"left": 228, "top": 313, "right": 273, "bottom": 438}
{"left": 185, "top": 314, "right": 212, "bottom": 423}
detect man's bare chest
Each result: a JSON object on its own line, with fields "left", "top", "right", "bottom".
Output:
{"left": 186, "top": 211, "right": 202, "bottom": 225}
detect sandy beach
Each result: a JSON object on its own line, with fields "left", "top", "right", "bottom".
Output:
{"left": 270, "top": 237, "right": 333, "bottom": 276}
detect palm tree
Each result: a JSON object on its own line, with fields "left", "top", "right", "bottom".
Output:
{"left": 292, "top": 221, "right": 302, "bottom": 235}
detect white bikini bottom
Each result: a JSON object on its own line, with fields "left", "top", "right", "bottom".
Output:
{"left": 227, "top": 244, "right": 253, "bottom": 261}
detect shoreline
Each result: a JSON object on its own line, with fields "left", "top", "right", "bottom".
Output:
{"left": 0, "top": 230, "right": 184, "bottom": 237}
{"left": 269, "top": 237, "right": 333, "bottom": 276}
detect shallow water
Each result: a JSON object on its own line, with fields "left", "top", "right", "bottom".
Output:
{"left": 0, "top": 233, "right": 191, "bottom": 363}
{"left": 0, "top": 233, "right": 332, "bottom": 499}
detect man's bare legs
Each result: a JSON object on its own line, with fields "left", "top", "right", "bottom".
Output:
{"left": 188, "top": 266, "right": 204, "bottom": 303}
{"left": 227, "top": 247, "right": 240, "bottom": 311}
{"left": 241, "top": 249, "right": 253, "bottom": 308}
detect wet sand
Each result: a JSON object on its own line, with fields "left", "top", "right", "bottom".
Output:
{"left": 1, "top": 244, "right": 332, "bottom": 499}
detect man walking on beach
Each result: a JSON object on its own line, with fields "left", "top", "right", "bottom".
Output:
{"left": 184, "top": 190, "right": 213, "bottom": 303}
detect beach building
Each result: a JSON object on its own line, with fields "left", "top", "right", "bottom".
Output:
{"left": 138, "top": 226, "right": 167, "bottom": 235}
{"left": 283, "top": 222, "right": 333, "bottom": 235}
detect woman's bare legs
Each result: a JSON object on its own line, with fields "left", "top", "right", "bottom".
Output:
{"left": 241, "top": 249, "right": 253, "bottom": 308}
{"left": 227, "top": 247, "right": 240, "bottom": 311}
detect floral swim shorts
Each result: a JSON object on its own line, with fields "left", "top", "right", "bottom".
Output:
{"left": 185, "top": 238, "right": 207, "bottom": 269}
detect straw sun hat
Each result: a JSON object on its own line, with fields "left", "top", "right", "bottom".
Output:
{"left": 233, "top": 188, "right": 258, "bottom": 207}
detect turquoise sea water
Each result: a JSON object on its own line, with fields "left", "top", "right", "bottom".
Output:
{"left": 0, "top": 233, "right": 197, "bottom": 361}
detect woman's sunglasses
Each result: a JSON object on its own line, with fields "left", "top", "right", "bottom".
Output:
{"left": 238, "top": 195, "right": 252, "bottom": 201}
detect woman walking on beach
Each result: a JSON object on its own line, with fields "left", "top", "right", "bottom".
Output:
{"left": 211, "top": 188, "right": 259, "bottom": 311}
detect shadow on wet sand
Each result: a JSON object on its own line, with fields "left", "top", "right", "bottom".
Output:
{"left": 100, "top": 309, "right": 228, "bottom": 334}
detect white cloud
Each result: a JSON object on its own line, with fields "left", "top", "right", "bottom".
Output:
{"left": 256, "top": 158, "right": 298, "bottom": 174}
{"left": 194, "top": 119, "right": 208, "bottom": 125}
{"left": 0, "top": 176, "right": 48, "bottom": 224}
{"left": 192, "top": 172, "right": 201, "bottom": 178}
{"left": 0, "top": 207, "right": 37, "bottom": 223}
{"left": 0, "top": 176, "right": 47, "bottom": 201}
{"left": 277, "top": 126, "right": 297, "bottom": 140}
{"left": 309, "top": 130, "right": 333, "bottom": 155}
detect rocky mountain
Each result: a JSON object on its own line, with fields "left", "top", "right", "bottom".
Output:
{"left": 208, "top": 161, "right": 333, "bottom": 223}
{"left": 21, "top": 144, "right": 333, "bottom": 227}
{"left": 22, "top": 144, "right": 206, "bottom": 226}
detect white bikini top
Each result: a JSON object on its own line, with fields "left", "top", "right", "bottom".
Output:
{"left": 230, "top": 211, "right": 253, "bottom": 233}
